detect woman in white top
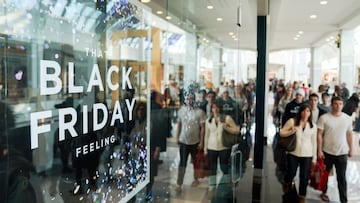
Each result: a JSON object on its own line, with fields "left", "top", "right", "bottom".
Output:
{"left": 280, "top": 104, "right": 317, "bottom": 203}
{"left": 204, "top": 101, "right": 239, "bottom": 198}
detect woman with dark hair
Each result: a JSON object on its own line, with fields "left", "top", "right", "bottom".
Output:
{"left": 280, "top": 104, "right": 317, "bottom": 203}
{"left": 204, "top": 101, "right": 239, "bottom": 199}
{"left": 273, "top": 83, "right": 286, "bottom": 126}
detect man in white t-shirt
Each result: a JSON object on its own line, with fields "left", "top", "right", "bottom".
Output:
{"left": 175, "top": 91, "right": 206, "bottom": 193}
{"left": 317, "top": 96, "right": 353, "bottom": 203}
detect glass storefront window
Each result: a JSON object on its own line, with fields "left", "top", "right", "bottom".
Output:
{"left": 1, "top": 0, "right": 151, "bottom": 202}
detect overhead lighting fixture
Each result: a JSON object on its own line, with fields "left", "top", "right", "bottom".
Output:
{"left": 296, "top": 34, "right": 300, "bottom": 38}
{"left": 329, "top": 36, "right": 334, "bottom": 40}
{"left": 156, "top": 10, "right": 163, "bottom": 15}
{"left": 298, "top": 31, "right": 304, "bottom": 34}
{"left": 294, "top": 37, "right": 299, "bottom": 40}
{"left": 320, "top": 1, "right": 328, "bottom": 5}
{"left": 310, "top": 15, "right": 317, "bottom": 19}
{"left": 165, "top": 15, "right": 172, "bottom": 20}
{"left": 141, "top": 0, "right": 151, "bottom": 3}
{"left": 216, "top": 17, "right": 223, "bottom": 21}
{"left": 229, "top": 32, "right": 234, "bottom": 35}
{"left": 207, "top": 5, "right": 214, "bottom": 9}
{"left": 234, "top": 38, "right": 238, "bottom": 41}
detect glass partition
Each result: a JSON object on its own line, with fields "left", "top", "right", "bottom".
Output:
{"left": 0, "top": 0, "right": 151, "bottom": 202}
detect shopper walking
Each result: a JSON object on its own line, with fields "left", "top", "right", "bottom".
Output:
{"left": 317, "top": 96, "right": 353, "bottom": 203}
{"left": 280, "top": 104, "right": 317, "bottom": 203}
{"left": 175, "top": 88, "right": 206, "bottom": 193}
{"left": 204, "top": 101, "right": 239, "bottom": 199}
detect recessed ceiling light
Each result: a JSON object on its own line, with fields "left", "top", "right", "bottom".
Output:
{"left": 296, "top": 34, "right": 300, "bottom": 38}
{"left": 329, "top": 36, "right": 334, "bottom": 40}
{"left": 207, "top": 5, "right": 214, "bottom": 9}
{"left": 234, "top": 38, "right": 238, "bottom": 41}
{"left": 231, "top": 35, "right": 236, "bottom": 38}
{"left": 298, "top": 31, "right": 304, "bottom": 34}
{"left": 310, "top": 15, "right": 317, "bottom": 19}
{"left": 320, "top": 1, "right": 328, "bottom": 5}
{"left": 165, "top": 16, "right": 172, "bottom": 20}
{"left": 229, "top": 32, "right": 234, "bottom": 35}
{"left": 141, "top": 0, "right": 151, "bottom": 3}
{"left": 156, "top": 10, "right": 163, "bottom": 15}
{"left": 294, "top": 37, "right": 299, "bottom": 40}
{"left": 326, "top": 38, "right": 330, "bottom": 42}
{"left": 216, "top": 18, "right": 223, "bottom": 21}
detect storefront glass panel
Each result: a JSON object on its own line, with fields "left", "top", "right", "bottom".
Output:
{"left": 0, "top": 0, "right": 151, "bottom": 202}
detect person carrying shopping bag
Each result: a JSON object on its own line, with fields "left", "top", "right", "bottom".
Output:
{"left": 280, "top": 104, "right": 317, "bottom": 203}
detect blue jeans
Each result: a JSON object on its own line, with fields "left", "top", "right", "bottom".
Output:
{"left": 207, "top": 149, "right": 231, "bottom": 186}
{"left": 284, "top": 154, "right": 312, "bottom": 196}
{"left": 323, "top": 152, "right": 348, "bottom": 203}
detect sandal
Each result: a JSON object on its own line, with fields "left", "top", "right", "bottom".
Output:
{"left": 320, "top": 193, "right": 330, "bottom": 202}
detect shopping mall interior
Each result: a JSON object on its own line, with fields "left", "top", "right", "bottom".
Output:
{"left": 1, "top": 0, "right": 360, "bottom": 202}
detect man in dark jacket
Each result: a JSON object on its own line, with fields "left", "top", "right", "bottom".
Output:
{"left": 282, "top": 88, "right": 306, "bottom": 126}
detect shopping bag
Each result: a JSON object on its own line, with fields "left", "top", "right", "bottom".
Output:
{"left": 193, "top": 149, "right": 210, "bottom": 179}
{"left": 309, "top": 157, "right": 329, "bottom": 191}
{"left": 282, "top": 182, "right": 298, "bottom": 203}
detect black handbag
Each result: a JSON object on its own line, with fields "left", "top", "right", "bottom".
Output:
{"left": 222, "top": 128, "right": 242, "bottom": 147}
{"left": 282, "top": 182, "right": 299, "bottom": 203}
{"left": 278, "top": 132, "right": 296, "bottom": 152}
{"left": 220, "top": 115, "right": 242, "bottom": 147}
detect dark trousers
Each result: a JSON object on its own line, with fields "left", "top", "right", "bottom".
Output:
{"left": 323, "top": 152, "right": 348, "bottom": 203}
{"left": 146, "top": 151, "right": 159, "bottom": 193}
{"left": 177, "top": 142, "right": 198, "bottom": 185}
{"left": 207, "top": 149, "right": 231, "bottom": 186}
{"left": 284, "top": 154, "right": 312, "bottom": 196}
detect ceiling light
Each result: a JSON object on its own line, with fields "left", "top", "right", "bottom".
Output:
{"left": 156, "top": 10, "right": 163, "bottom": 15}
{"left": 320, "top": 1, "right": 328, "bottom": 5}
{"left": 207, "top": 5, "right": 214, "bottom": 9}
{"left": 326, "top": 38, "right": 330, "bottom": 42}
{"left": 310, "top": 15, "right": 317, "bottom": 19}
{"left": 216, "top": 18, "right": 223, "bottom": 21}
{"left": 231, "top": 35, "right": 236, "bottom": 38}
{"left": 296, "top": 34, "right": 300, "bottom": 38}
{"left": 294, "top": 37, "right": 298, "bottom": 40}
{"left": 141, "top": 0, "right": 151, "bottom": 3}
{"left": 329, "top": 36, "right": 334, "bottom": 40}
{"left": 229, "top": 32, "right": 234, "bottom": 35}
{"left": 165, "top": 15, "right": 172, "bottom": 20}
{"left": 298, "top": 31, "right": 304, "bottom": 34}
{"left": 234, "top": 38, "right": 238, "bottom": 41}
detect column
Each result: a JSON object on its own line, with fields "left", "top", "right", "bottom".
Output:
{"left": 339, "top": 30, "right": 356, "bottom": 93}
{"left": 310, "top": 47, "right": 323, "bottom": 93}
{"left": 251, "top": 6, "right": 268, "bottom": 203}
{"left": 151, "top": 27, "right": 162, "bottom": 92}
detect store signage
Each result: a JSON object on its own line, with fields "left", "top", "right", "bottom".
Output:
{"left": 30, "top": 60, "right": 136, "bottom": 158}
